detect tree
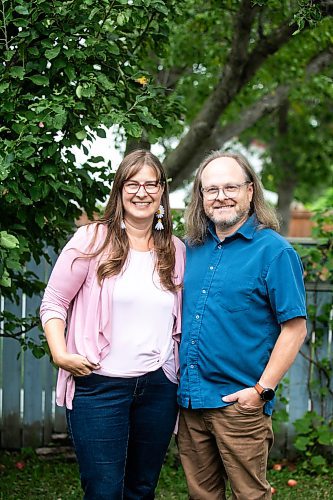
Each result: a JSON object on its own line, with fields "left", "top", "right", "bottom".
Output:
{"left": 0, "top": 0, "right": 183, "bottom": 343}
{"left": 246, "top": 85, "right": 333, "bottom": 234}
{"left": 151, "top": 0, "right": 333, "bottom": 226}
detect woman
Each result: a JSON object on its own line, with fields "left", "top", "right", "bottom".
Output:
{"left": 40, "top": 150, "right": 185, "bottom": 499}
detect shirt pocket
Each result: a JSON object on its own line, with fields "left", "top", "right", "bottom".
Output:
{"left": 215, "top": 273, "right": 256, "bottom": 312}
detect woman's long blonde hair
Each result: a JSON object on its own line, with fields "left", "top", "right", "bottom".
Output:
{"left": 186, "top": 151, "right": 280, "bottom": 246}
{"left": 88, "top": 150, "right": 178, "bottom": 292}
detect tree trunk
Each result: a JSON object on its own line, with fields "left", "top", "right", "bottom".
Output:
{"left": 273, "top": 100, "right": 297, "bottom": 236}
{"left": 125, "top": 137, "right": 151, "bottom": 155}
{"left": 277, "top": 177, "right": 297, "bottom": 235}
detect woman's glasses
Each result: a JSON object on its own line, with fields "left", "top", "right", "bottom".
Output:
{"left": 123, "top": 181, "right": 163, "bottom": 195}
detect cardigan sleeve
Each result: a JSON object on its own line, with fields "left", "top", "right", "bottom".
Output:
{"left": 172, "top": 236, "right": 186, "bottom": 342}
{"left": 40, "top": 224, "right": 100, "bottom": 327}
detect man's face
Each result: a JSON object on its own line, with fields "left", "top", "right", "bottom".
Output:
{"left": 201, "top": 157, "right": 253, "bottom": 234}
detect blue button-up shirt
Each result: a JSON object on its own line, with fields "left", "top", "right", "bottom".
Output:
{"left": 178, "top": 215, "right": 307, "bottom": 415}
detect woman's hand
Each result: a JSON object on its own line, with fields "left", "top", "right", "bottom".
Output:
{"left": 53, "top": 352, "right": 100, "bottom": 376}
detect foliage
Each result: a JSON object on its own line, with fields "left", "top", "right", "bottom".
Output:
{"left": 0, "top": 0, "right": 182, "bottom": 279}
{"left": 271, "top": 378, "right": 289, "bottom": 435}
{"left": 0, "top": 0, "right": 183, "bottom": 345}
{"left": 0, "top": 230, "right": 20, "bottom": 287}
{"left": 171, "top": 208, "right": 185, "bottom": 239}
{"left": 293, "top": 411, "right": 333, "bottom": 474}
{"left": 290, "top": 210, "right": 333, "bottom": 472}
{"left": 156, "top": 1, "right": 332, "bottom": 143}
{"left": 296, "top": 209, "right": 333, "bottom": 284}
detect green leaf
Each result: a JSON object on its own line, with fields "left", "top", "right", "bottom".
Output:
{"left": 28, "top": 46, "right": 39, "bottom": 57}
{"left": 152, "top": 1, "right": 169, "bottom": 15}
{"left": 75, "top": 130, "right": 87, "bottom": 140}
{"left": 117, "top": 13, "right": 126, "bottom": 26}
{"left": 0, "top": 271, "right": 11, "bottom": 287}
{"left": 52, "top": 112, "right": 67, "bottom": 130}
{"left": 20, "top": 195, "right": 33, "bottom": 205}
{"left": 76, "top": 85, "right": 83, "bottom": 98}
{"left": 30, "top": 185, "right": 42, "bottom": 201}
{"left": 96, "top": 74, "right": 115, "bottom": 90}
{"left": 0, "top": 82, "right": 10, "bottom": 93}
{"left": 310, "top": 455, "right": 327, "bottom": 467}
{"left": 32, "top": 345, "right": 46, "bottom": 359}
{"left": 15, "top": 5, "right": 29, "bottom": 15}
{"left": 35, "top": 212, "right": 46, "bottom": 228}
{"left": 64, "top": 65, "right": 76, "bottom": 81}
{"left": 0, "top": 232, "right": 19, "bottom": 250}
{"left": 89, "top": 156, "right": 105, "bottom": 163}
{"left": 28, "top": 75, "right": 50, "bottom": 86}
{"left": 294, "top": 436, "right": 309, "bottom": 451}
{"left": 10, "top": 67, "right": 25, "bottom": 79}
{"left": 13, "top": 18, "right": 29, "bottom": 28}
{"left": 81, "top": 84, "right": 96, "bottom": 98}
{"left": 96, "top": 128, "right": 107, "bottom": 138}
{"left": 61, "top": 184, "right": 83, "bottom": 199}
{"left": 318, "top": 428, "right": 333, "bottom": 446}
{"left": 108, "top": 42, "right": 120, "bottom": 55}
{"left": 124, "top": 122, "right": 142, "bottom": 138}
{"left": 5, "top": 259, "right": 21, "bottom": 271}
{"left": 22, "top": 147, "right": 35, "bottom": 158}
{"left": 45, "top": 47, "right": 61, "bottom": 60}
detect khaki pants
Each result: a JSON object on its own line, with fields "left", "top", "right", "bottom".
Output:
{"left": 177, "top": 405, "right": 274, "bottom": 500}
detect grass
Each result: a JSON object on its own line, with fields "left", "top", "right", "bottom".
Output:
{"left": 1, "top": 441, "right": 333, "bottom": 499}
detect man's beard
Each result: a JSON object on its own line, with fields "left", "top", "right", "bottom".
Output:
{"left": 209, "top": 207, "right": 250, "bottom": 231}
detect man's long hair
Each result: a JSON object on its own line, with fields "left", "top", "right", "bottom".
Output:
{"left": 88, "top": 150, "right": 178, "bottom": 292}
{"left": 185, "top": 151, "right": 280, "bottom": 246}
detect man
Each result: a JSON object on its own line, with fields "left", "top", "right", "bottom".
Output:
{"left": 177, "top": 151, "right": 307, "bottom": 500}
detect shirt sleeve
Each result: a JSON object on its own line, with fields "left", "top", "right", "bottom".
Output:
{"left": 39, "top": 224, "right": 97, "bottom": 327}
{"left": 265, "top": 247, "right": 307, "bottom": 324}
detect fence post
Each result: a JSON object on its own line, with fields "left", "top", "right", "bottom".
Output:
{"left": 1, "top": 296, "right": 22, "bottom": 449}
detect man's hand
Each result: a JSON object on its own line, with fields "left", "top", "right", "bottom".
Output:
{"left": 222, "top": 387, "right": 264, "bottom": 408}
{"left": 53, "top": 352, "right": 100, "bottom": 376}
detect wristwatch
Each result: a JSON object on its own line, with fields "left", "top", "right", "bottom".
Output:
{"left": 254, "top": 382, "right": 275, "bottom": 402}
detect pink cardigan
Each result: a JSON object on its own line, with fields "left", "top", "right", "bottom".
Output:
{"left": 40, "top": 223, "right": 186, "bottom": 409}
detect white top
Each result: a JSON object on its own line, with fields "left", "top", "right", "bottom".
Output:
{"left": 98, "top": 249, "right": 176, "bottom": 380}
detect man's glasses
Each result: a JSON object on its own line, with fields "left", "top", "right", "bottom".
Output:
{"left": 201, "top": 181, "right": 252, "bottom": 200}
{"left": 123, "top": 180, "right": 163, "bottom": 195}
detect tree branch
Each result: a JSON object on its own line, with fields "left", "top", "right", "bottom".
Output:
{"left": 164, "top": 4, "right": 332, "bottom": 183}
{"left": 169, "top": 46, "right": 333, "bottom": 190}
{"left": 132, "top": 13, "right": 157, "bottom": 54}
{"left": 163, "top": 0, "right": 258, "bottom": 179}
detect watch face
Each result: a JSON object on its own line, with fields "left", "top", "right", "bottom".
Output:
{"left": 262, "top": 388, "right": 275, "bottom": 401}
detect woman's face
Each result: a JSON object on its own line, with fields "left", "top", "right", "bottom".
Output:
{"left": 122, "top": 164, "right": 164, "bottom": 226}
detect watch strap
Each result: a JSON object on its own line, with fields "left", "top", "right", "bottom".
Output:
{"left": 254, "top": 382, "right": 264, "bottom": 396}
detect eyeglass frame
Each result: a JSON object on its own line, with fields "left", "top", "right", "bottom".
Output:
{"left": 122, "top": 180, "right": 165, "bottom": 195}
{"left": 201, "top": 181, "right": 252, "bottom": 200}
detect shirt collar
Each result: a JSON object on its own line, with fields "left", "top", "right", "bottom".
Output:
{"left": 208, "top": 214, "right": 258, "bottom": 242}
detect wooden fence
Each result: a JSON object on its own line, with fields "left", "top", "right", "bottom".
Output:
{"left": 0, "top": 254, "right": 332, "bottom": 454}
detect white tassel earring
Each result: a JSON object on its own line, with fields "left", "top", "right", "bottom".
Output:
{"left": 155, "top": 205, "right": 165, "bottom": 230}
{"left": 121, "top": 220, "right": 126, "bottom": 229}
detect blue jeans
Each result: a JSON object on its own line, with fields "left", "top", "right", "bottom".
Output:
{"left": 66, "top": 368, "right": 178, "bottom": 500}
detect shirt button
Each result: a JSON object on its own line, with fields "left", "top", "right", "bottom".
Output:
{"left": 218, "top": 244, "right": 222, "bottom": 249}
{"left": 191, "top": 340, "right": 196, "bottom": 345}
{"left": 210, "top": 266, "right": 214, "bottom": 270}
{"left": 202, "top": 289, "right": 206, "bottom": 294}
{"left": 195, "top": 314, "right": 200, "bottom": 319}
{"left": 190, "top": 364, "right": 195, "bottom": 369}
